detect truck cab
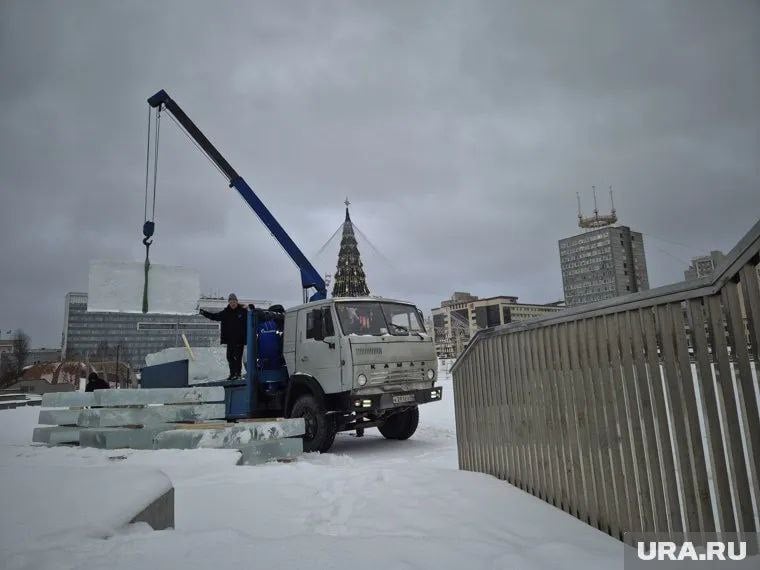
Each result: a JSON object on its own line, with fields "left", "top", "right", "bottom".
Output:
{"left": 281, "top": 297, "right": 442, "bottom": 452}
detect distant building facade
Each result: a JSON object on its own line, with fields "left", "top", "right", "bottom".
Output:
{"left": 61, "top": 292, "right": 268, "bottom": 371}
{"left": 431, "top": 292, "right": 564, "bottom": 358}
{"left": 684, "top": 250, "right": 725, "bottom": 281}
{"left": 27, "top": 348, "right": 62, "bottom": 365}
{"left": 559, "top": 226, "right": 649, "bottom": 306}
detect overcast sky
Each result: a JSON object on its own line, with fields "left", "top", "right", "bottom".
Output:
{"left": 1, "top": 0, "right": 758, "bottom": 347}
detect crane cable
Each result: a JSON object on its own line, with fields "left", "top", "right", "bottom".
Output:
{"left": 141, "top": 105, "right": 161, "bottom": 313}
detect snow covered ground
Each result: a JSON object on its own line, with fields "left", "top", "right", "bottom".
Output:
{"left": 0, "top": 363, "right": 623, "bottom": 570}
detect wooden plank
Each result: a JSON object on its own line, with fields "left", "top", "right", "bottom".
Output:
{"left": 607, "top": 313, "right": 639, "bottom": 537}
{"left": 475, "top": 343, "right": 489, "bottom": 474}
{"left": 688, "top": 298, "right": 734, "bottom": 532}
{"left": 463, "top": 353, "right": 475, "bottom": 471}
{"left": 722, "top": 283, "right": 760, "bottom": 523}
{"left": 548, "top": 325, "right": 571, "bottom": 513}
{"left": 489, "top": 337, "right": 507, "bottom": 479}
{"left": 641, "top": 306, "right": 683, "bottom": 534}
{"left": 571, "top": 319, "right": 600, "bottom": 529}
{"left": 501, "top": 335, "right": 517, "bottom": 484}
{"left": 452, "top": 354, "right": 465, "bottom": 470}
{"left": 514, "top": 332, "right": 530, "bottom": 491}
{"left": 537, "top": 327, "right": 556, "bottom": 504}
{"left": 671, "top": 302, "right": 714, "bottom": 532}
{"left": 630, "top": 309, "right": 668, "bottom": 533}
{"left": 482, "top": 338, "right": 498, "bottom": 477}
{"left": 658, "top": 303, "right": 698, "bottom": 532}
{"left": 708, "top": 293, "right": 755, "bottom": 532}
{"left": 482, "top": 340, "right": 497, "bottom": 476}
{"left": 516, "top": 332, "right": 535, "bottom": 493}
{"left": 460, "top": 352, "right": 474, "bottom": 471}
{"left": 586, "top": 316, "right": 619, "bottom": 537}
{"left": 540, "top": 325, "right": 563, "bottom": 508}
{"left": 559, "top": 322, "right": 585, "bottom": 520}
{"left": 619, "top": 311, "right": 654, "bottom": 533}
{"left": 528, "top": 328, "right": 550, "bottom": 502}
{"left": 495, "top": 335, "right": 512, "bottom": 480}
{"left": 507, "top": 333, "right": 524, "bottom": 488}
{"left": 739, "top": 264, "right": 760, "bottom": 361}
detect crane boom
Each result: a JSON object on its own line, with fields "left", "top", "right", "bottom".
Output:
{"left": 147, "top": 89, "right": 327, "bottom": 302}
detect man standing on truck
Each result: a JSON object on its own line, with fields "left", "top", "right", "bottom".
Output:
{"left": 199, "top": 294, "right": 247, "bottom": 380}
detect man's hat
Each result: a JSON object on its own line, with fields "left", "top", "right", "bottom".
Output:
{"left": 228, "top": 293, "right": 238, "bottom": 302}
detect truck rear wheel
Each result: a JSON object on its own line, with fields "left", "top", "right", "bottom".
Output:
{"left": 290, "top": 394, "right": 336, "bottom": 453}
{"left": 378, "top": 406, "right": 419, "bottom": 440}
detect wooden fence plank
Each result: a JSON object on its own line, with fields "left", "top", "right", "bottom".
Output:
{"left": 607, "top": 313, "right": 640, "bottom": 536}
{"left": 618, "top": 311, "right": 653, "bottom": 533}
{"left": 641, "top": 306, "right": 683, "bottom": 533}
{"left": 549, "top": 325, "right": 572, "bottom": 513}
{"left": 739, "top": 264, "right": 760, "bottom": 361}
{"left": 560, "top": 322, "right": 586, "bottom": 520}
{"left": 688, "top": 298, "right": 734, "bottom": 532}
{"left": 708, "top": 293, "right": 756, "bottom": 532}
{"left": 588, "top": 316, "right": 621, "bottom": 537}
{"left": 671, "top": 302, "right": 714, "bottom": 532}
{"left": 570, "top": 320, "right": 599, "bottom": 527}
{"left": 630, "top": 309, "right": 668, "bottom": 532}
{"left": 722, "top": 283, "right": 760, "bottom": 523}
{"left": 531, "top": 328, "right": 551, "bottom": 502}
{"left": 658, "top": 303, "right": 699, "bottom": 532}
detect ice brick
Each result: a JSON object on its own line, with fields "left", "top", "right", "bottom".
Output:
{"left": 237, "top": 438, "right": 303, "bottom": 465}
{"left": 77, "top": 404, "right": 226, "bottom": 427}
{"left": 87, "top": 260, "right": 200, "bottom": 314}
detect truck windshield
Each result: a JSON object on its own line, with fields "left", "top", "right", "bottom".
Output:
{"left": 335, "top": 302, "right": 426, "bottom": 336}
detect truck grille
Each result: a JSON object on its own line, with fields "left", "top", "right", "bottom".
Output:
{"left": 368, "top": 369, "right": 425, "bottom": 385}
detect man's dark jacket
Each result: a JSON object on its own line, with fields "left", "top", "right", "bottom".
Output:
{"left": 200, "top": 305, "right": 247, "bottom": 345}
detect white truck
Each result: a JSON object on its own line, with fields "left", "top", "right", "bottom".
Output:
{"left": 281, "top": 297, "right": 441, "bottom": 452}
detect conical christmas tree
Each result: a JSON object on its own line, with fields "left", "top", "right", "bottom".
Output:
{"left": 332, "top": 199, "right": 370, "bottom": 297}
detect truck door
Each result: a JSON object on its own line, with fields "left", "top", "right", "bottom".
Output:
{"left": 296, "top": 306, "right": 343, "bottom": 393}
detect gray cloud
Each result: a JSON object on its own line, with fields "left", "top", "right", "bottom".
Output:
{"left": 1, "top": 0, "right": 758, "bottom": 346}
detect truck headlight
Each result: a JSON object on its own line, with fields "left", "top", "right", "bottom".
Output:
{"left": 357, "top": 373, "right": 367, "bottom": 386}
{"left": 427, "top": 369, "right": 435, "bottom": 380}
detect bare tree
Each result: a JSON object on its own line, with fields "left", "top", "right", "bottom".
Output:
{"left": 11, "top": 330, "right": 30, "bottom": 379}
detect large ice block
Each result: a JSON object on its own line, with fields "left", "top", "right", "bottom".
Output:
{"left": 145, "top": 346, "right": 241, "bottom": 384}
{"left": 87, "top": 260, "right": 200, "bottom": 314}
{"left": 237, "top": 438, "right": 303, "bottom": 465}
{"left": 77, "top": 404, "right": 226, "bottom": 427}
{"left": 79, "top": 426, "right": 175, "bottom": 449}
{"left": 153, "top": 418, "right": 305, "bottom": 449}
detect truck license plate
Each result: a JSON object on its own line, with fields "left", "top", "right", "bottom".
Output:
{"left": 392, "top": 394, "right": 415, "bottom": 404}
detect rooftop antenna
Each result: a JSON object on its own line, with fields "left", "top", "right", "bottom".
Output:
{"left": 609, "top": 185, "right": 616, "bottom": 215}
{"left": 578, "top": 184, "right": 618, "bottom": 229}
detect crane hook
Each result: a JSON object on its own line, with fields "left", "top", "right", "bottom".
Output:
{"left": 143, "top": 220, "right": 155, "bottom": 247}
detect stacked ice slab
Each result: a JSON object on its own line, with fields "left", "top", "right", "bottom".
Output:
{"left": 33, "top": 387, "right": 304, "bottom": 465}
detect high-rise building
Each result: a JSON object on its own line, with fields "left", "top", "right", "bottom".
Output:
{"left": 431, "top": 292, "right": 564, "bottom": 358}
{"left": 684, "top": 250, "right": 725, "bottom": 281}
{"left": 61, "top": 292, "right": 268, "bottom": 371}
{"left": 332, "top": 199, "right": 370, "bottom": 298}
{"left": 559, "top": 189, "right": 649, "bottom": 306}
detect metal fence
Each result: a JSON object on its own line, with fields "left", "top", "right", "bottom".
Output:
{"left": 451, "top": 220, "right": 760, "bottom": 541}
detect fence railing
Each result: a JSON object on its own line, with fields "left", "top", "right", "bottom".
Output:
{"left": 451, "top": 219, "right": 760, "bottom": 541}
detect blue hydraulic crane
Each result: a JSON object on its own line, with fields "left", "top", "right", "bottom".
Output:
{"left": 144, "top": 89, "right": 327, "bottom": 303}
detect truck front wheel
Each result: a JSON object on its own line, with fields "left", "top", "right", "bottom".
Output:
{"left": 290, "top": 394, "right": 336, "bottom": 453}
{"left": 378, "top": 406, "right": 419, "bottom": 440}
